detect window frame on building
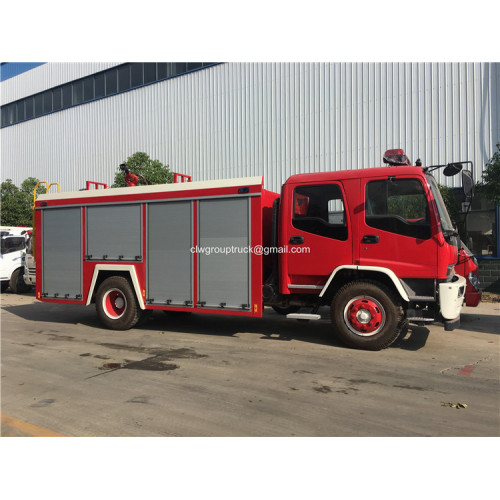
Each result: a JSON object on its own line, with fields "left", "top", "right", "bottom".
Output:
{"left": 1, "top": 62, "right": 218, "bottom": 128}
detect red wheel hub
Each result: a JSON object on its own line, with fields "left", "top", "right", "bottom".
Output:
{"left": 345, "top": 297, "right": 384, "bottom": 335}
{"left": 103, "top": 289, "right": 126, "bottom": 319}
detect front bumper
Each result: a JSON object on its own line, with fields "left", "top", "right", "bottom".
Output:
{"left": 439, "top": 274, "right": 466, "bottom": 320}
{"left": 23, "top": 255, "right": 36, "bottom": 286}
{"left": 23, "top": 266, "right": 36, "bottom": 285}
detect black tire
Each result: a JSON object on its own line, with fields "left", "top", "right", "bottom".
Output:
{"left": 330, "top": 280, "right": 403, "bottom": 350}
{"left": 272, "top": 305, "right": 300, "bottom": 315}
{"left": 10, "top": 268, "right": 31, "bottom": 294}
{"left": 1, "top": 281, "right": 9, "bottom": 292}
{"left": 95, "top": 276, "right": 141, "bottom": 330}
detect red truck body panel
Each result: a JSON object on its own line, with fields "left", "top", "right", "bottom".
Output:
{"left": 36, "top": 177, "right": 278, "bottom": 318}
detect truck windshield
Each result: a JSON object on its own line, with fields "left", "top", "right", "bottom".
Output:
{"left": 1, "top": 236, "right": 26, "bottom": 255}
{"left": 426, "top": 174, "right": 455, "bottom": 234}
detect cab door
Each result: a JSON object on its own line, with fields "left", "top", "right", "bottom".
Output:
{"left": 283, "top": 181, "right": 353, "bottom": 293}
{"left": 359, "top": 175, "right": 437, "bottom": 278}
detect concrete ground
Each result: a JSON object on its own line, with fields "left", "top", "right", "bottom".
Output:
{"left": 1, "top": 290, "right": 499, "bottom": 437}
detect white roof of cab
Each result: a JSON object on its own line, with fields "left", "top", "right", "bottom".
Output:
{"left": 38, "top": 176, "right": 263, "bottom": 201}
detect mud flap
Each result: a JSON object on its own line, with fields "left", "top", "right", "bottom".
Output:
{"left": 444, "top": 316, "right": 460, "bottom": 331}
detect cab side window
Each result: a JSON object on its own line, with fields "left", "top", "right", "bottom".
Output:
{"left": 292, "top": 184, "right": 348, "bottom": 240}
{"left": 0, "top": 236, "right": 26, "bottom": 254}
{"left": 365, "top": 178, "right": 431, "bottom": 239}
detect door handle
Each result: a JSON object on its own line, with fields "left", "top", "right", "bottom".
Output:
{"left": 289, "top": 236, "right": 305, "bottom": 245}
{"left": 362, "top": 234, "right": 379, "bottom": 244}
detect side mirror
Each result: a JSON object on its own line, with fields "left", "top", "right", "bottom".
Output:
{"left": 443, "top": 163, "right": 463, "bottom": 176}
{"left": 462, "top": 170, "right": 474, "bottom": 199}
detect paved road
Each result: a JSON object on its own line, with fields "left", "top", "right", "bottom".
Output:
{"left": 1, "top": 291, "right": 499, "bottom": 437}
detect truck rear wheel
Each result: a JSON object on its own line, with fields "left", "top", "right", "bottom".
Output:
{"left": 96, "top": 276, "right": 141, "bottom": 330}
{"left": 330, "top": 280, "right": 403, "bottom": 350}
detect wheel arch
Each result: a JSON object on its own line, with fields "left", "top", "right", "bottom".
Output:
{"left": 319, "top": 265, "right": 410, "bottom": 303}
{"left": 86, "top": 264, "right": 145, "bottom": 309}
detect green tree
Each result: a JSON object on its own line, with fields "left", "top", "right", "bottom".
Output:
{"left": 477, "top": 142, "right": 500, "bottom": 204}
{"left": 0, "top": 177, "right": 46, "bottom": 226}
{"left": 112, "top": 152, "right": 173, "bottom": 187}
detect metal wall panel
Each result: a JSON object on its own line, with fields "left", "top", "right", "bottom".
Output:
{"left": 42, "top": 207, "right": 82, "bottom": 298}
{"left": 1, "top": 63, "right": 499, "bottom": 193}
{"left": 0, "top": 62, "right": 121, "bottom": 105}
{"left": 198, "top": 197, "right": 250, "bottom": 309}
{"left": 86, "top": 204, "right": 142, "bottom": 261}
{"left": 147, "top": 201, "right": 192, "bottom": 305}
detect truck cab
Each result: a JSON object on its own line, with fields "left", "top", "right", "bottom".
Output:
{"left": 268, "top": 164, "right": 469, "bottom": 349}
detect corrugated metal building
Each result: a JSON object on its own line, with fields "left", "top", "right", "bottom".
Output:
{"left": 1, "top": 62, "right": 499, "bottom": 265}
{"left": 2, "top": 62, "right": 499, "bottom": 191}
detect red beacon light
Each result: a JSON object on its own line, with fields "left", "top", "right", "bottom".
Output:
{"left": 383, "top": 148, "right": 412, "bottom": 166}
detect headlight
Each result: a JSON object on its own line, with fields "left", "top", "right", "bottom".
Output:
{"left": 468, "top": 272, "right": 480, "bottom": 290}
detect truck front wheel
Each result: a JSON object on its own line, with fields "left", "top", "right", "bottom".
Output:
{"left": 96, "top": 276, "right": 141, "bottom": 330}
{"left": 330, "top": 280, "right": 403, "bottom": 350}
{"left": 10, "top": 268, "right": 31, "bottom": 294}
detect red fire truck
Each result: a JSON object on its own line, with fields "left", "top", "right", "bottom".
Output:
{"left": 34, "top": 154, "right": 474, "bottom": 350}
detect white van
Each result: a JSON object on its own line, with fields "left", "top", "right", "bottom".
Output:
{"left": 0, "top": 227, "right": 32, "bottom": 293}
